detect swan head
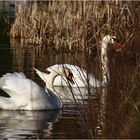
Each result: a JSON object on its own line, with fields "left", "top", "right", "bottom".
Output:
{"left": 66, "top": 70, "right": 75, "bottom": 85}
{"left": 102, "top": 35, "right": 121, "bottom": 49}
{"left": 58, "top": 67, "right": 75, "bottom": 85}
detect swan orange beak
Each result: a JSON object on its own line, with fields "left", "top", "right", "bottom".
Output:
{"left": 67, "top": 72, "right": 75, "bottom": 85}
{"left": 114, "top": 39, "right": 123, "bottom": 52}
{"left": 114, "top": 39, "right": 121, "bottom": 48}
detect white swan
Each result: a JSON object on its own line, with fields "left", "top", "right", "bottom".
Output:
{"left": 100, "top": 35, "right": 121, "bottom": 128}
{"left": 100, "top": 35, "right": 121, "bottom": 84}
{"left": 0, "top": 67, "right": 74, "bottom": 110}
{"left": 35, "top": 34, "right": 121, "bottom": 89}
{"left": 35, "top": 64, "right": 102, "bottom": 88}
{"left": 33, "top": 64, "right": 103, "bottom": 101}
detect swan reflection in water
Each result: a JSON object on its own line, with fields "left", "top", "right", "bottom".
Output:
{"left": 0, "top": 110, "right": 61, "bottom": 139}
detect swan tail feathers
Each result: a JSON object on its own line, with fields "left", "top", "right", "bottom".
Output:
{"left": 0, "top": 72, "right": 26, "bottom": 88}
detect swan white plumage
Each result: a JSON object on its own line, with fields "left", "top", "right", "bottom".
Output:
{"left": 47, "top": 35, "right": 121, "bottom": 88}
{"left": 0, "top": 67, "right": 73, "bottom": 110}
{"left": 101, "top": 35, "right": 121, "bottom": 84}
{"left": 100, "top": 35, "right": 121, "bottom": 125}
{"left": 35, "top": 64, "right": 102, "bottom": 88}
{"left": 46, "top": 64, "right": 102, "bottom": 88}
{"left": 33, "top": 64, "right": 102, "bottom": 101}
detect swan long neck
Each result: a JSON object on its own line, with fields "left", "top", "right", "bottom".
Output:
{"left": 34, "top": 67, "right": 63, "bottom": 108}
{"left": 100, "top": 35, "right": 112, "bottom": 130}
{"left": 45, "top": 68, "right": 62, "bottom": 92}
{"left": 45, "top": 68, "right": 63, "bottom": 108}
{"left": 101, "top": 36, "right": 110, "bottom": 84}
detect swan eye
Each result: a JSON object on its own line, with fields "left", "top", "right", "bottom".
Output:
{"left": 113, "top": 38, "right": 119, "bottom": 42}
{"left": 67, "top": 71, "right": 75, "bottom": 85}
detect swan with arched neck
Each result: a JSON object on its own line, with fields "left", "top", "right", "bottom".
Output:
{"left": 0, "top": 67, "right": 73, "bottom": 110}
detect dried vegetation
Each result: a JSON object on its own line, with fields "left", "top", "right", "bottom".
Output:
{"left": 10, "top": 1, "right": 135, "bottom": 52}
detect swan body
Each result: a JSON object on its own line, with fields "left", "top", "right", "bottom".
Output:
{"left": 45, "top": 64, "right": 102, "bottom": 88}
{"left": 0, "top": 72, "right": 63, "bottom": 110}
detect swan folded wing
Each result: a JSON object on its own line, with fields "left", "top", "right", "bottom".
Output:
{"left": 0, "top": 85, "right": 30, "bottom": 110}
{"left": 0, "top": 78, "right": 31, "bottom": 100}
{"left": 46, "top": 64, "right": 60, "bottom": 72}
{"left": 0, "top": 72, "right": 39, "bottom": 100}
{"left": 0, "top": 72, "right": 27, "bottom": 89}
{"left": 1, "top": 72, "right": 26, "bottom": 79}
{"left": 12, "top": 72, "right": 26, "bottom": 79}
{"left": 1, "top": 86, "right": 21, "bottom": 98}
{"left": 46, "top": 64, "right": 89, "bottom": 86}
{"left": 46, "top": 64, "right": 102, "bottom": 87}
{"left": 0, "top": 72, "right": 26, "bottom": 87}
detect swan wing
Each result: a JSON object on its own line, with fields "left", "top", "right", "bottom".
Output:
{"left": 0, "top": 72, "right": 44, "bottom": 100}
{"left": 46, "top": 64, "right": 89, "bottom": 87}
{"left": 46, "top": 64, "right": 102, "bottom": 87}
{"left": 0, "top": 72, "right": 27, "bottom": 97}
{"left": 0, "top": 72, "right": 62, "bottom": 110}
{"left": 46, "top": 64, "right": 87, "bottom": 80}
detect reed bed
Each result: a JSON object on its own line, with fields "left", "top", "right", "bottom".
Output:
{"left": 10, "top": 1, "right": 134, "bottom": 51}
